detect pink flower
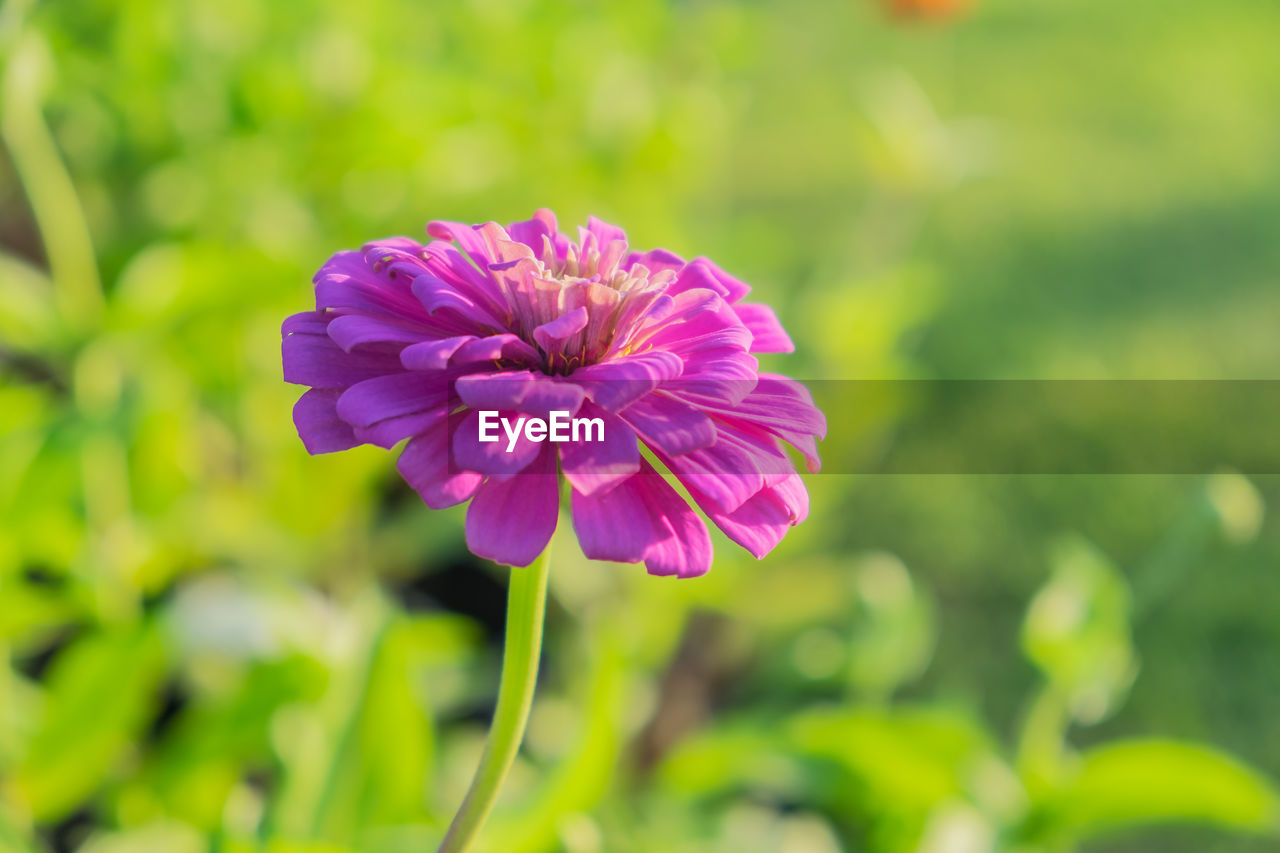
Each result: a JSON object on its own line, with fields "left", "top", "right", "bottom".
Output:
{"left": 283, "top": 210, "right": 824, "bottom": 575}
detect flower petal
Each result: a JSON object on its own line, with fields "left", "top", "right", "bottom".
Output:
{"left": 353, "top": 409, "right": 441, "bottom": 449}
{"left": 570, "top": 479, "right": 662, "bottom": 563}
{"left": 532, "top": 306, "right": 588, "bottom": 353}
{"left": 571, "top": 459, "right": 712, "bottom": 577}
{"left": 621, "top": 393, "right": 716, "bottom": 456}
{"left": 669, "top": 257, "right": 750, "bottom": 302}
{"left": 689, "top": 374, "right": 826, "bottom": 472}
{"left": 624, "top": 248, "right": 685, "bottom": 277}
{"left": 451, "top": 408, "right": 543, "bottom": 477}
{"left": 706, "top": 474, "right": 809, "bottom": 559}
{"left": 411, "top": 273, "right": 504, "bottom": 328}
{"left": 454, "top": 370, "right": 536, "bottom": 411}
{"left": 558, "top": 403, "right": 640, "bottom": 496}
{"left": 400, "top": 336, "right": 477, "bottom": 371}
{"left": 282, "top": 326, "right": 402, "bottom": 389}
{"left": 314, "top": 250, "right": 428, "bottom": 320}
{"left": 634, "top": 463, "right": 713, "bottom": 578}
{"left": 733, "top": 303, "right": 795, "bottom": 354}
{"left": 658, "top": 434, "right": 770, "bottom": 516}
{"left": 397, "top": 418, "right": 483, "bottom": 509}
{"left": 336, "top": 373, "right": 449, "bottom": 428}
{"left": 454, "top": 372, "right": 584, "bottom": 419}
{"left": 506, "top": 208, "right": 561, "bottom": 254}
{"left": 327, "top": 313, "right": 432, "bottom": 352}
{"left": 572, "top": 351, "right": 683, "bottom": 412}
{"left": 465, "top": 446, "right": 559, "bottom": 566}
{"left": 451, "top": 334, "right": 540, "bottom": 366}
{"left": 293, "top": 389, "right": 360, "bottom": 454}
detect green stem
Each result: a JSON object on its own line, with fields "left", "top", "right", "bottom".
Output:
{"left": 438, "top": 546, "right": 552, "bottom": 853}
{"left": 1, "top": 31, "right": 104, "bottom": 334}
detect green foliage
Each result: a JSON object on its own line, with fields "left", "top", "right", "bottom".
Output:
{"left": 3, "top": 0, "right": 1280, "bottom": 851}
{"left": 1052, "top": 740, "right": 1279, "bottom": 837}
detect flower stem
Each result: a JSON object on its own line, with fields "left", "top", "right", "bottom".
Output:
{"left": 437, "top": 547, "right": 551, "bottom": 853}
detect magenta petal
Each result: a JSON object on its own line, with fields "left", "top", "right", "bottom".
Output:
{"left": 327, "top": 314, "right": 431, "bottom": 352}
{"left": 314, "top": 255, "right": 428, "bottom": 321}
{"left": 293, "top": 389, "right": 360, "bottom": 454}
{"left": 455, "top": 372, "right": 584, "bottom": 418}
{"left": 397, "top": 419, "right": 483, "bottom": 509}
{"left": 621, "top": 394, "right": 716, "bottom": 455}
{"left": 583, "top": 215, "right": 627, "bottom": 249}
{"left": 451, "top": 334, "right": 540, "bottom": 366}
{"left": 517, "top": 379, "right": 585, "bottom": 419}
{"left": 426, "top": 219, "right": 497, "bottom": 267}
{"left": 401, "top": 336, "right": 476, "bottom": 371}
{"left": 572, "top": 351, "right": 683, "bottom": 412}
{"left": 733, "top": 303, "right": 795, "bottom": 354}
{"left": 667, "top": 258, "right": 749, "bottom": 302}
{"left": 707, "top": 475, "right": 809, "bottom": 559}
{"left": 411, "top": 273, "right": 503, "bottom": 327}
{"left": 689, "top": 257, "right": 751, "bottom": 303}
{"left": 660, "top": 437, "right": 768, "bottom": 516}
{"left": 559, "top": 403, "right": 640, "bottom": 496}
{"left": 282, "top": 311, "right": 329, "bottom": 336}
{"left": 451, "top": 409, "right": 543, "bottom": 476}
{"left": 454, "top": 370, "right": 535, "bottom": 410}
{"left": 420, "top": 243, "right": 510, "bottom": 315}
{"left": 282, "top": 329, "right": 402, "bottom": 389}
{"left": 506, "top": 208, "right": 559, "bottom": 254}
{"left": 465, "top": 446, "right": 559, "bottom": 566}
{"left": 690, "top": 374, "right": 826, "bottom": 472}
{"left": 336, "top": 373, "right": 448, "bottom": 428}
{"left": 624, "top": 248, "right": 685, "bottom": 277}
{"left": 353, "top": 409, "right": 440, "bottom": 449}
{"left": 631, "top": 462, "right": 713, "bottom": 578}
{"left": 532, "top": 306, "right": 588, "bottom": 352}
{"left": 570, "top": 480, "right": 661, "bottom": 563}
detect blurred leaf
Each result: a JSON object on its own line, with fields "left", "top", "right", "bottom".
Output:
{"left": 658, "top": 724, "right": 799, "bottom": 801}
{"left": 0, "top": 797, "right": 40, "bottom": 853}
{"left": 1048, "top": 739, "right": 1280, "bottom": 839}
{"left": 77, "top": 819, "right": 203, "bottom": 853}
{"left": 269, "top": 607, "right": 437, "bottom": 845}
{"left": 789, "top": 706, "right": 994, "bottom": 815}
{"left": 482, "top": 621, "right": 627, "bottom": 853}
{"left": 0, "top": 251, "right": 59, "bottom": 349}
{"left": 1206, "top": 471, "right": 1264, "bottom": 544}
{"left": 846, "top": 552, "right": 935, "bottom": 698}
{"left": 12, "top": 622, "right": 168, "bottom": 822}
{"left": 1021, "top": 537, "right": 1136, "bottom": 725}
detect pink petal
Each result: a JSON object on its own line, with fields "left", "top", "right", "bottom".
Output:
{"left": 570, "top": 479, "right": 662, "bottom": 563}
{"left": 293, "top": 389, "right": 360, "bottom": 454}
{"left": 336, "top": 373, "right": 448, "bottom": 428}
{"left": 532, "top": 306, "right": 588, "bottom": 352}
{"left": 282, "top": 328, "right": 402, "bottom": 389}
{"left": 400, "top": 336, "right": 477, "bottom": 371}
{"left": 621, "top": 393, "right": 717, "bottom": 456}
{"left": 397, "top": 418, "right": 483, "bottom": 509}
{"left": 558, "top": 403, "right": 640, "bottom": 496}
{"left": 571, "top": 351, "right": 683, "bottom": 413}
{"left": 465, "top": 446, "right": 559, "bottom": 566}
{"left": 733, "top": 303, "right": 795, "bottom": 354}
{"left": 451, "top": 408, "right": 543, "bottom": 477}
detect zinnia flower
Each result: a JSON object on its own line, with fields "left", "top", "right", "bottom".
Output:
{"left": 282, "top": 210, "right": 825, "bottom": 576}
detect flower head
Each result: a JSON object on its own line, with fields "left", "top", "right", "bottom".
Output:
{"left": 283, "top": 210, "right": 825, "bottom": 575}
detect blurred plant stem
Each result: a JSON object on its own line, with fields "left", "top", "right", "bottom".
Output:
{"left": 438, "top": 547, "right": 551, "bottom": 853}
{"left": 1, "top": 25, "right": 104, "bottom": 335}
{"left": 1016, "top": 685, "right": 1070, "bottom": 797}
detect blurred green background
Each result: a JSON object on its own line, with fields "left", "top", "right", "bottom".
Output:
{"left": 2, "top": 0, "right": 1279, "bottom": 851}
